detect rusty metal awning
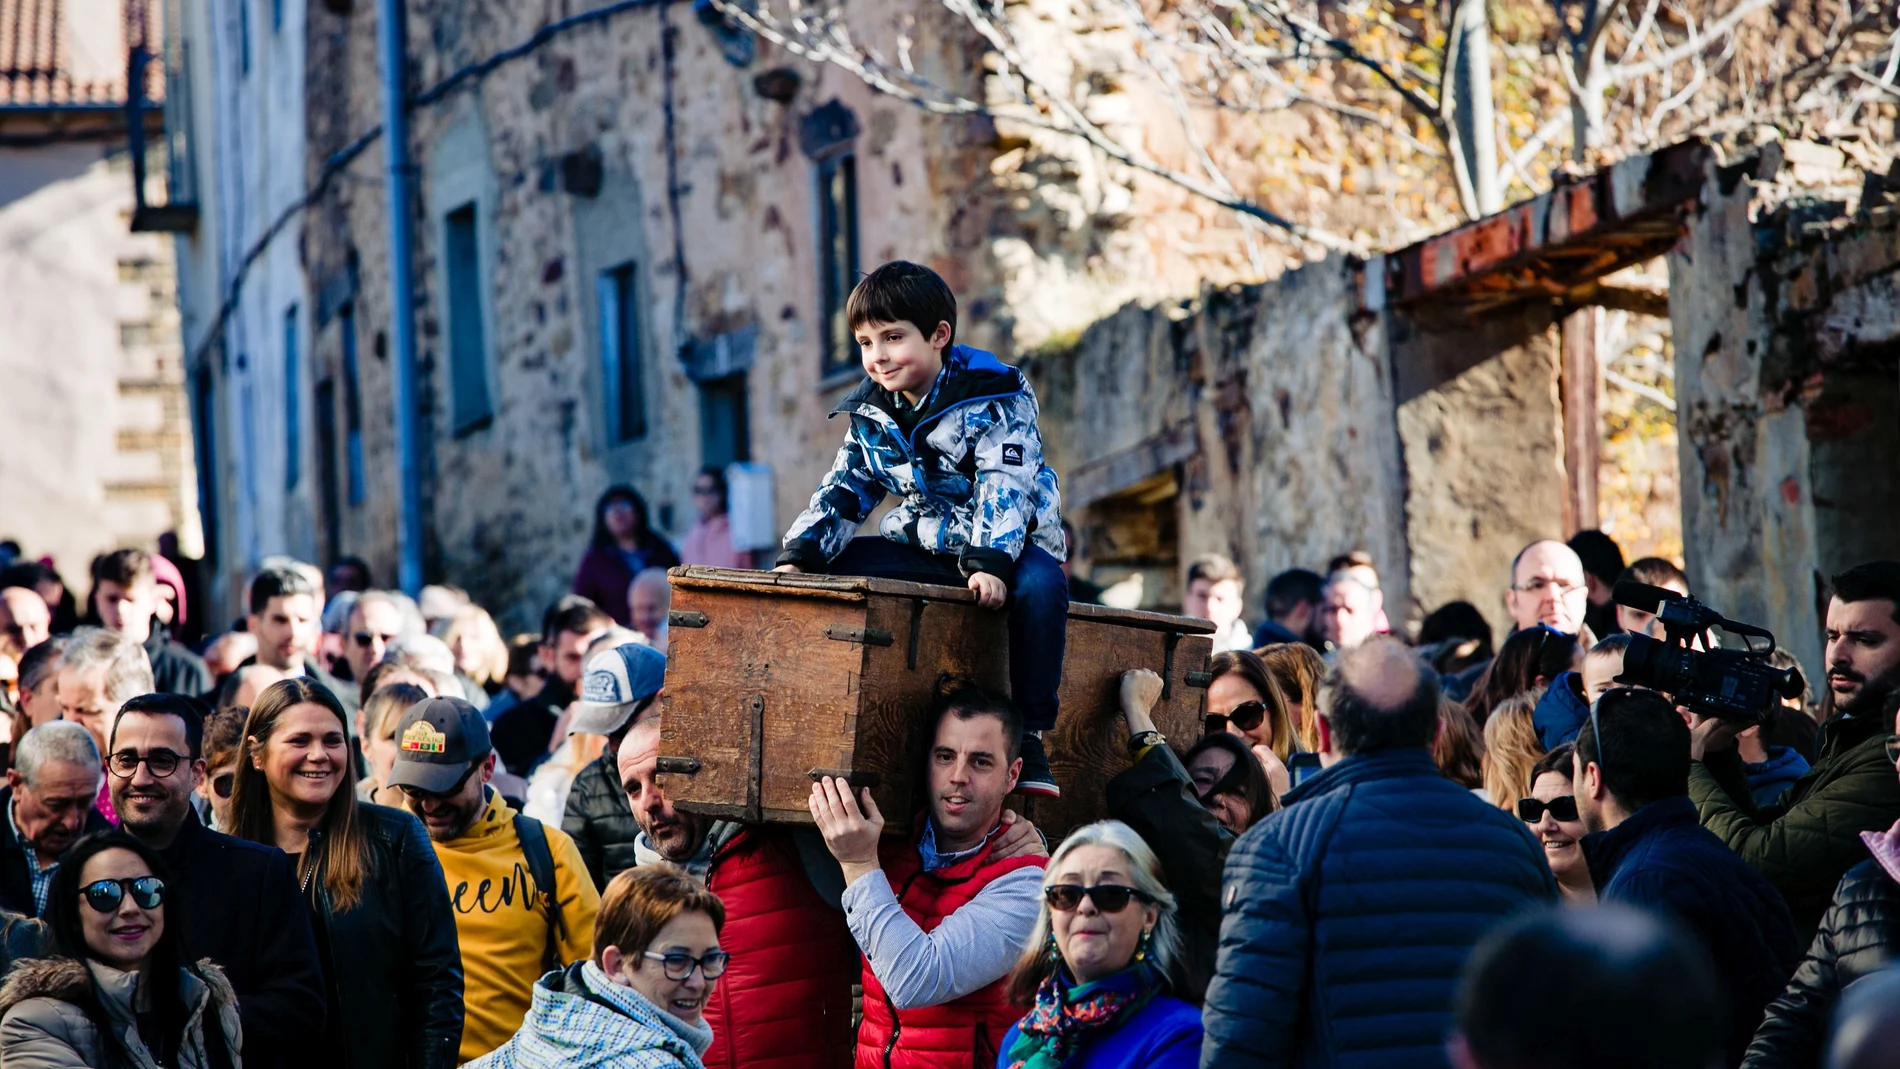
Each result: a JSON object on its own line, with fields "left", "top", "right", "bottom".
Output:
{"left": 1369, "top": 139, "right": 1711, "bottom": 316}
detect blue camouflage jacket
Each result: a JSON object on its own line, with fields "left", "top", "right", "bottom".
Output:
{"left": 778, "top": 344, "right": 1065, "bottom": 586}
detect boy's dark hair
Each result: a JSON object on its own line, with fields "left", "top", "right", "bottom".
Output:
{"left": 249, "top": 565, "right": 315, "bottom": 615}
{"left": 846, "top": 261, "right": 957, "bottom": 348}
{"left": 1832, "top": 561, "right": 1900, "bottom": 625}
{"left": 1618, "top": 556, "right": 1689, "bottom": 593}
{"left": 111, "top": 692, "right": 211, "bottom": 759}
{"left": 1589, "top": 633, "right": 1632, "bottom": 657}
{"left": 92, "top": 548, "right": 155, "bottom": 589}
{"left": 1263, "top": 568, "right": 1323, "bottom": 620}
{"left": 1567, "top": 530, "right": 1626, "bottom": 587}
{"left": 1186, "top": 554, "right": 1242, "bottom": 587}
{"left": 1574, "top": 688, "right": 1688, "bottom": 812}
{"left": 930, "top": 675, "right": 1021, "bottom": 761}
{"left": 541, "top": 595, "right": 613, "bottom": 645}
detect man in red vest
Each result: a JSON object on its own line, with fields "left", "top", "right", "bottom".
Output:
{"left": 619, "top": 705, "right": 1043, "bottom": 1069}
{"left": 811, "top": 680, "right": 1050, "bottom": 1069}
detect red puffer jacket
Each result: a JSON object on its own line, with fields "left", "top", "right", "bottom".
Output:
{"left": 701, "top": 827, "right": 859, "bottom": 1069}
{"left": 856, "top": 827, "right": 1046, "bottom": 1069}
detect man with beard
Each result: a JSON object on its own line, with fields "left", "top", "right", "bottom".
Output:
{"left": 109, "top": 692, "right": 325, "bottom": 1068}
{"left": 0, "top": 722, "right": 108, "bottom": 916}
{"left": 389, "top": 696, "right": 599, "bottom": 1063}
{"left": 616, "top": 693, "right": 1047, "bottom": 1069}
{"left": 1690, "top": 560, "right": 1900, "bottom": 940}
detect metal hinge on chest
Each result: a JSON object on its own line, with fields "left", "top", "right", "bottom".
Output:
{"left": 825, "top": 625, "right": 894, "bottom": 647}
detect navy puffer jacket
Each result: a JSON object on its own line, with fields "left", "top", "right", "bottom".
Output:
{"left": 1201, "top": 748, "right": 1557, "bottom": 1069}
{"left": 1583, "top": 795, "right": 1799, "bottom": 1065}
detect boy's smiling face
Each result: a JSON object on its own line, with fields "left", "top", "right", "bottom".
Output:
{"left": 857, "top": 317, "right": 951, "bottom": 406}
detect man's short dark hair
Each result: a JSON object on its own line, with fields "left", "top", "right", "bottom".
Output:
{"left": 0, "top": 561, "right": 50, "bottom": 592}
{"left": 1263, "top": 568, "right": 1323, "bottom": 621}
{"left": 1317, "top": 639, "right": 1439, "bottom": 755}
{"left": 111, "top": 692, "right": 211, "bottom": 759}
{"left": 249, "top": 566, "right": 315, "bottom": 615}
{"left": 1567, "top": 530, "right": 1626, "bottom": 587}
{"left": 1327, "top": 550, "right": 1376, "bottom": 576}
{"left": 1619, "top": 556, "right": 1689, "bottom": 593}
{"left": 1456, "top": 905, "right": 1723, "bottom": 1069}
{"left": 1186, "top": 554, "right": 1242, "bottom": 588}
{"left": 1832, "top": 561, "right": 1900, "bottom": 626}
{"left": 329, "top": 555, "right": 374, "bottom": 591}
{"left": 1418, "top": 600, "right": 1493, "bottom": 654}
{"left": 1574, "top": 688, "right": 1688, "bottom": 811}
{"left": 1589, "top": 633, "right": 1631, "bottom": 657}
{"left": 845, "top": 261, "right": 957, "bottom": 348}
{"left": 541, "top": 595, "right": 613, "bottom": 645}
{"left": 930, "top": 676, "right": 1021, "bottom": 762}
{"left": 92, "top": 548, "right": 155, "bottom": 590}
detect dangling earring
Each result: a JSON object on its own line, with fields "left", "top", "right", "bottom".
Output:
{"left": 1135, "top": 927, "right": 1153, "bottom": 963}
{"left": 1048, "top": 932, "right": 1061, "bottom": 962}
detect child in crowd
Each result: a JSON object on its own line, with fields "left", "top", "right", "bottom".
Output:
{"left": 775, "top": 260, "right": 1068, "bottom": 795}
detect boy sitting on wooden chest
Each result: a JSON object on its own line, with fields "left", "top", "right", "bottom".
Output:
{"left": 775, "top": 260, "right": 1068, "bottom": 796}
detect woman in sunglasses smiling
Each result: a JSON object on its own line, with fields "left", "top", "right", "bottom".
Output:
{"left": 999, "top": 821, "right": 1201, "bottom": 1069}
{"left": 1206, "top": 651, "right": 1300, "bottom": 798}
{"left": 472, "top": 863, "right": 725, "bottom": 1068}
{"left": 1516, "top": 743, "right": 1594, "bottom": 904}
{"left": 0, "top": 830, "right": 240, "bottom": 1067}
{"left": 228, "top": 677, "right": 463, "bottom": 1069}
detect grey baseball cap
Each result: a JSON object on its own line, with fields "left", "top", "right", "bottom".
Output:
{"left": 568, "top": 642, "right": 666, "bottom": 737}
{"left": 386, "top": 696, "right": 491, "bottom": 794}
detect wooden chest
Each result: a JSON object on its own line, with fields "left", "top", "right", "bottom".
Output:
{"left": 654, "top": 566, "right": 1214, "bottom": 838}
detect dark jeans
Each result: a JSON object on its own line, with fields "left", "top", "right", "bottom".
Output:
{"left": 828, "top": 538, "right": 1067, "bottom": 733}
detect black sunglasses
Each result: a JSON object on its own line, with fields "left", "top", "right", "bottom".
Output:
{"left": 1043, "top": 884, "right": 1154, "bottom": 914}
{"left": 212, "top": 772, "right": 235, "bottom": 800}
{"left": 81, "top": 876, "right": 165, "bottom": 914}
{"left": 398, "top": 761, "right": 480, "bottom": 801}
{"left": 1224, "top": 700, "right": 1269, "bottom": 733}
{"left": 1516, "top": 795, "right": 1579, "bottom": 823}
{"left": 354, "top": 630, "right": 396, "bottom": 649}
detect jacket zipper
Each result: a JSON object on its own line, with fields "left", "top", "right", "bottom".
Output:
{"left": 854, "top": 387, "right": 1026, "bottom": 512}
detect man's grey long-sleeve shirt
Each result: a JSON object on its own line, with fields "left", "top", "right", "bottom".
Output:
{"left": 841, "top": 863, "right": 1044, "bottom": 1009}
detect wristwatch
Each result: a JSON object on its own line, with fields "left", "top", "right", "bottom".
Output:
{"left": 1127, "top": 729, "right": 1165, "bottom": 758}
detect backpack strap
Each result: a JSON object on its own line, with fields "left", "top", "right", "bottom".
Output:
{"left": 513, "top": 813, "right": 569, "bottom": 971}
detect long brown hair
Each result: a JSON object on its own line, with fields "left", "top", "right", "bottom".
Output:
{"left": 1209, "top": 650, "right": 1299, "bottom": 761}
{"left": 1434, "top": 697, "right": 1485, "bottom": 790}
{"left": 1257, "top": 643, "right": 1325, "bottom": 752}
{"left": 228, "top": 678, "right": 370, "bottom": 911}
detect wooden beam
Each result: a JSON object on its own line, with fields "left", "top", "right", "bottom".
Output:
{"left": 1560, "top": 307, "right": 1602, "bottom": 534}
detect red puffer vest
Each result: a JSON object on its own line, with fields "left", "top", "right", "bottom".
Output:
{"left": 855, "top": 824, "right": 1046, "bottom": 1069}
{"left": 701, "top": 827, "right": 859, "bottom": 1069}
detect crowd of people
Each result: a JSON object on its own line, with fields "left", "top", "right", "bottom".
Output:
{"left": 0, "top": 257, "right": 1897, "bottom": 1069}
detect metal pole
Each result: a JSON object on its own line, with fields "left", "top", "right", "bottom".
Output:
{"left": 378, "top": 0, "right": 424, "bottom": 595}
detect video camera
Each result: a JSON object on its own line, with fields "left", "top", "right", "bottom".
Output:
{"left": 1611, "top": 581, "right": 1805, "bottom": 721}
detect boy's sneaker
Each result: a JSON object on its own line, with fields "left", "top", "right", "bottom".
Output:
{"left": 1017, "top": 733, "right": 1060, "bottom": 798}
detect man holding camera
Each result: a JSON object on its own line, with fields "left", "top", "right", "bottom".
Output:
{"left": 1689, "top": 561, "right": 1900, "bottom": 939}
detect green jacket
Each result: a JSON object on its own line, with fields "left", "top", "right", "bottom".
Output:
{"left": 1691, "top": 711, "right": 1900, "bottom": 942}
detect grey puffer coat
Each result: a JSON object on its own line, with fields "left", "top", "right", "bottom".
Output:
{"left": 0, "top": 956, "right": 243, "bottom": 1069}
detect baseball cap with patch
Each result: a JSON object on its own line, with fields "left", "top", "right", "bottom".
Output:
{"left": 386, "top": 696, "right": 491, "bottom": 794}
{"left": 568, "top": 641, "right": 666, "bottom": 737}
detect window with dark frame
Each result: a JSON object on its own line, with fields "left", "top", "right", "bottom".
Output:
{"left": 283, "top": 304, "right": 300, "bottom": 490}
{"left": 443, "top": 202, "right": 493, "bottom": 433}
{"left": 817, "top": 150, "right": 859, "bottom": 378}
{"left": 315, "top": 377, "right": 340, "bottom": 558}
{"left": 598, "top": 262, "right": 646, "bottom": 444}
{"left": 192, "top": 363, "right": 219, "bottom": 567}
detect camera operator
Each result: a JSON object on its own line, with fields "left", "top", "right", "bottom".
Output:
{"left": 1689, "top": 561, "right": 1900, "bottom": 940}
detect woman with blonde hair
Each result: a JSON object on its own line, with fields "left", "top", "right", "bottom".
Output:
{"left": 1256, "top": 643, "right": 1324, "bottom": 752}
{"left": 228, "top": 677, "right": 463, "bottom": 1069}
{"left": 1000, "top": 820, "right": 1202, "bottom": 1068}
{"left": 358, "top": 682, "right": 433, "bottom": 807}
{"left": 1480, "top": 693, "right": 1546, "bottom": 810}
{"left": 443, "top": 604, "right": 511, "bottom": 695}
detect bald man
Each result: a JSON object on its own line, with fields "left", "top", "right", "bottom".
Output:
{"left": 1505, "top": 540, "right": 1590, "bottom": 636}
{"left": 1203, "top": 638, "right": 1557, "bottom": 1069}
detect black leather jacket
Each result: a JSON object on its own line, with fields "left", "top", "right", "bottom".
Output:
{"left": 562, "top": 752, "right": 643, "bottom": 891}
{"left": 1745, "top": 858, "right": 1900, "bottom": 1069}
{"left": 311, "top": 804, "right": 463, "bottom": 1069}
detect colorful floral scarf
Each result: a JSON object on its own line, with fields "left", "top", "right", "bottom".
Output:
{"left": 1003, "top": 961, "right": 1164, "bottom": 1069}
